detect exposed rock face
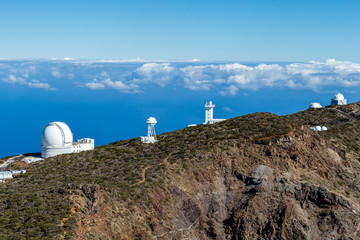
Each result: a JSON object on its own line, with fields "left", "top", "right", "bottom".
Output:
{"left": 223, "top": 166, "right": 359, "bottom": 240}
{"left": 157, "top": 162, "right": 360, "bottom": 240}
{"left": 245, "top": 165, "right": 274, "bottom": 188}
{"left": 64, "top": 184, "right": 114, "bottom": 240}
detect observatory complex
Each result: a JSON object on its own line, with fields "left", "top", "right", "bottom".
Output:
{"left": 41, "top": 122, "right": 94, "bottom": 158}
{"left": 310, "top": 126, "right": 328, "bottom": 131}
{"left": 204, "top": 101, "right": 226, "bottom": 124}
{"left": 331, "top": 93, "right": 347, "bottom": 105}
{"left": 140, "top": 117, "right": 157, "bottom": 143}
{"left": 309, "top": 93, "right": 347, "bottom": 109}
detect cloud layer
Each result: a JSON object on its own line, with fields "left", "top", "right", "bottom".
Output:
{"left": 1, "top": 64, "right": 56, "bottom": 90}
{"left": 1, "top": 59, "right": 360, "bottom": 95}
{"left": 178, "top": 59, "right": 360, "bottom": 95}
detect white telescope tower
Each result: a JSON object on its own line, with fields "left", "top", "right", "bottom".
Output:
{"left": 140, "top": 117, "right": 158, "bottom": 143}
{"left": 204, "top": 101, "right": 226, "bottom": 124}
{"left": 204, "top": 101, "right": 215, "bottom": 124}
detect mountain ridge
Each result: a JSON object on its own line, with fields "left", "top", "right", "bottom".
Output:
{"left": 1, "top": 104, "right": 360, "bottom": 239}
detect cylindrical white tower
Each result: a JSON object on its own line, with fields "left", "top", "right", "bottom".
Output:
{"left": 41, "top": 122, "right": 73, "bottom": 158}
{"left": 204, "top": 101, "right": 215, "bottom": 124}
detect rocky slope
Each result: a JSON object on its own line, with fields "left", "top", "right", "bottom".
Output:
{"left": 1, "top": 103, "right": 360, "bottom": 239}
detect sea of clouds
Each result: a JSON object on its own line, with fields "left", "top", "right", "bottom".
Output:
{"left": 1, "top": 59, "right": 360, "bottom": 95}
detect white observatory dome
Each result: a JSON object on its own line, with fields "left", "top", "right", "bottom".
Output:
{"left": 146, "top": 117, "right": 157, "bottom": 124}
{"left": 321, "top": 126, "right": 328, "bottom": 131}
{"left": 41, "top": 122, "right": 73, "bottom": 147}
{"left": 315, "top": 126, "right": 322, "bottom": 131}
{"left": 309, "top": 102, "right": 322, "bottom": 109}
{"left": 41, "top": 122, "right": 73, "bottom": 158}
{"left": 334, "top": 93, "right": 345, "bottom": 101}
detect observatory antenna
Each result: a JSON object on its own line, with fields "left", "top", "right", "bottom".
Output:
{"left": 146, "top": 117, "right": 157, "bottom": 140}
{"left": 140, "top": 117, "right": 158, "bottom": 143}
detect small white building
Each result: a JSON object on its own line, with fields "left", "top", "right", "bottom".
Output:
{"left": 72, "top": 138, "right": 95, "bottom": 153}
{"left": 140, "top": 117, "right": 158, "bottom": 143}
{"left": 0, "top": 171, "right": 13, "bottom": 180}
{"left": 11, "top": 170, "right": 26, "bottom": 175}
{"left": 309, "top": 102, "right": 322, "bottom": 109}
{"left": 41, "top": 122, "right": 94, "bottom": 158}
{"left": 331, "top": 93, "right": 347, "bottom": 105}
{"left": 204, "top": 101, "right": 226, "bottom": 124}
{"left": 0, "top": 170, "right": 27, "bottom": 182}
{"left": 24, "top": 156, "right": 43, "bottom": 164}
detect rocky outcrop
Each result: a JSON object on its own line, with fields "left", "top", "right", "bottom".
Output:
{"left": 222, "top": 166, "right": 360, "bottom": 240}
{"left": 62, "top": 184, "right": 115, "bottom": 239}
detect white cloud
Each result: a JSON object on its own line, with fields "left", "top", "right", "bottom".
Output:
{"left": 100, "top": 72, "right": 109, "bottom": 77}
{"left": 184, "top": 77, "right": 211, "bottom": 90}
{"left": 180, "top": 59, "right": 360, "bottom": 95}
{"left": 187, "top": 58, "right": 201, "bottom": 62}
{"left": 83, "top": 76, "right": 140, "bottom": 93}
{"left": 103, "top": 78, "right": 140, "bottom": 93}
{"left": 181, "top": 63, "right": 285, "bottom": 92}
{"left": 27, "top": 65, "right": 36, "bottom": 72}
{"left": 68, "top": 73, "right": 74, "bottom": 79}
{"left": 5, "top": 65, "right": 36, "bottom": 81}
{"left": 2, "top": 71, "right": 55, "bottom": 90}
{"left": 51, "top": 71, "right": 61, "bottom": 78}
{"left": 3, "top": 74, "right": 26, "bottom": 84}
{"left": 28, "top": 82, "right": 50, "bottom": 88}
{"left": 220, "top": 85, "right": 238, "bottom": 96}
{"left": 84, "top": 82, "right": 105, "bottom": 90}
{"left": 135, "top": 63, "right": 176, "bottom": 86}
{"left": 27, "top": 80, "right": 57, "bottom": 90}
{"left": 222, "top": 107, "right": 233, "bottom": 112}
{"left": 181, "top": 65, "right": 224, "bottom": 90}
{"left": 286, "top": 80, "right": 303, "bottom": 89}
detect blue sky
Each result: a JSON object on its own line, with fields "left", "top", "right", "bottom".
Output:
{"left": 1, "top": 1, "right": 360, "bottom": 157}
{"left": 0, "top": 0, "right": 359, "bottom": 61}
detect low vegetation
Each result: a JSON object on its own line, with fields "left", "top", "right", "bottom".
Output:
{"left": 0, "top": 103, "right": 360, "bottom": 239}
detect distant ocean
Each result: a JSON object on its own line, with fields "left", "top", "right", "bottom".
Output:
{"left": 0, "top": 59, "right": 358, "bottom": 158}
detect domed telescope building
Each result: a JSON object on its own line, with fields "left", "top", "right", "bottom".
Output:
{"left": 41, "top": 122, "right": 94, "bottom": 158}
{"left": 309, "top": 102, "right": 322, "bottom": 109}
{"left": 331, "top": 93, "right": 347, "bottom": 105}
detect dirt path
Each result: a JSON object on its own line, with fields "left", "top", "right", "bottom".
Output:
{"left": 132, "top": 166, "right": 151, "bottom": 186}
{"left": 335, "top": 109, "right": 360, "bottom": 125}
{"left": 133, "top": 142, "right": 199, "bottom": 186}
{"left": 163, "top": 151, "right": 175, "bottom": 165}
{"left": 59, "top": 207, "right": 77, "bottom": 226}
{"left": 0, "top": 155, "right": 23, "bottom": 171}
{"left": 132, "top": 150, "right": 175, "bottom": 186}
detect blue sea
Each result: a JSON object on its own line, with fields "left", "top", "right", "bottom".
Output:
{"left": 0, "top": 59, "right": 358, "bottom": 158}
